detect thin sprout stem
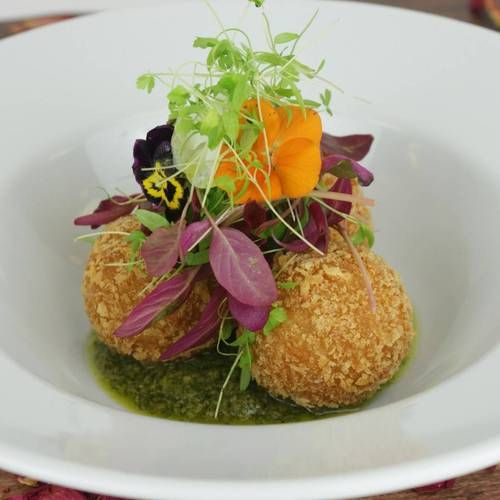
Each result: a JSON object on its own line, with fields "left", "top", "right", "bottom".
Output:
{"left": 214, "top": 350, "right": 243, "bottom": 419}
{"left": 291, "top": 8, "right": 319, "bottom": 53}
{"left": 186, "top": 208, "right": 232, "bottom": 253}
{"left": 274, "top": 253, "right": 299, "bottom": 279}
{"left": 262, "top": 248, "right": 283, "bottom": 255}
{"left": 311, "top": 196, "right": 360, "bottom": 225}
{"left": 104, "top": 260, "right": 142, "bottom": 268}
{"left": 74, "top": 231, "right": 129, "bottom": 241}
{"left": 137, "top": 276, "right": 161, "bottom": 298}
{"left": 339, "top": 225, "right": 377, "bottom": 313}
{"left": 311, "top": 190, "right": 375, "bottom": 207}
{"left": 286, "top": 197, "right": 297, "bottom": 223}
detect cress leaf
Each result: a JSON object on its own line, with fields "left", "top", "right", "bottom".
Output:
{"left": 263, "top": 306, "right": 287, "bottom": 335}
{"left": 330, "top": 159, "right": 357, "bottom": 179}
{"left": 277, "top": 281, "right": 297, "bottom": 290}
{"left": 222, "top": 111, "right": 240, "bottom": 143}
{"left": 185, "top": 249, "right": 210, "bottom": 266}
{"left": 135, "top": 209, "right": 170, "bottom": 232}
{"left": 214, "top": 175, "right": 236, "bottom": 193}
{"left": 352, "top": 223, "right": 375, "bottom": 248}
{"left": 136, "top": 74, "right": 155, "bottom": 94}
{"left": 193, "top": 37, "right": 218, "bottom": 48}
{"left": 274, "top": 32, "right": 300, "bottom": 45}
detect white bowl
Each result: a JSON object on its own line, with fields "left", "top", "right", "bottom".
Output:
{"left": 0, "top": 1, "right": 500, "bottom": 498}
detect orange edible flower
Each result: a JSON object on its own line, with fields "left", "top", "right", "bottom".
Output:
{"left": 215, "top": 99, "right": 322, "bottom": 203}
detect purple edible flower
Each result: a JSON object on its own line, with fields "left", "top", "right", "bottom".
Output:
{"left": 132, "top": 124, "right": 188, "bottom": 222}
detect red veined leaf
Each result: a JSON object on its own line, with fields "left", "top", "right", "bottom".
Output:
{"left": 73, "top": 195, "right": 139, "bottom": 229}
{"left": 326, "top": 178, "right": 353, "bottom": 226}
{"left": 321, "top": 133, "right": 374, "bottom": 161}
{"left": 322, "top": 154, "right": 374, "bottom": 186}
{"left": 179, "top": 220, "right": 211, "bottom": 257}
{"left": 243, "top": 202, "right": 268, "bottom": 230}
{"left": 228, "top": 294, "right": 270, "bottom": 331}
{"left": 273, "top": 202, "right": 328, "bottom": 253}
{"left": 160, "top": 286, "right": 226, "bottom": 360}
{"left": 114, "top": 268, "right": 198, "bottom": 337}
{"left": 140, "top": 223, "right": 181, "bottom": 277}
{"left": 209, "top": 226, "right": 277, "bottom": 307}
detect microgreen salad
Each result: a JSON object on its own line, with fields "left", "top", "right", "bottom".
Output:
{"left": 74, "top": 0, "right": 375, "bottom": 399}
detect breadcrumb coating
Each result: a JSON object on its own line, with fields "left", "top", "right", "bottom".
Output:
{"left": 252, "top": 231, "right": 414, "bottom": 408}
{"left": 82, "top": 215, "right": 211, "bottom": 361}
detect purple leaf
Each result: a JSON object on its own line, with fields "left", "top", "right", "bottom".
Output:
{"left": 114, "top": 268, "right": 198, "bottom": 337}
{"left": 160, "top": 286, "right": 226, "bottom": 360}
{"left": 179, "top": 220, "right": 211, "bottom": 257}
{"left": 327, "top": 178, "right": 353, "bottom": 226}
{"left": 140, "top": 224, "right": 181, "bottom": 277}
{"left": 73, "top": 195, "right": 138, "bottom": 229}
{"left": 273, "top": 202, "right": 328, "bottom": 253}
{"left": 228, "top": 295, "right": 270, "bottom": 331}
{"left": 321, "top": 133, "right": 374, "bottom": 161}
{"left": 243, "top": 202, "right": 268, "bottom": 230}
{"left": 209, "top": 226, "right": 277, "bottom": 307}
{"left": 322, "top": 154, "right": 374, "bottom": 187}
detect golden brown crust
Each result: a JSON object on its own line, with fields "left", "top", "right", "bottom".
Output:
{"left": 252, "top": 231, "right": 414, "bottom": 408}
{"left": 82, "top": 215, "right": 211, "bottom": 361}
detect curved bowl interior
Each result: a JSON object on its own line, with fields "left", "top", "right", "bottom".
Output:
{"left": 0, "top": 1, "right": 500, "bottom": 498}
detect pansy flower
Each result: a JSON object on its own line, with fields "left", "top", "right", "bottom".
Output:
{"left": 215, "top": 99, "right": 322, "bottom": 203}
{"left": 133, "top": 124, "right": 188, "bottom": 221}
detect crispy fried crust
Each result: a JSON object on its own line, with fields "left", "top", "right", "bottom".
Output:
{"left": 82, "top": 215, "right": 211, "bottom": 361}
{"left": 252, "top": 231, "right": 414, "bottom": 408}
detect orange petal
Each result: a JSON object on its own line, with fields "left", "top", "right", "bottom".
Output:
{"left": 273, "top": 138, "right": 321, "bottom": 198}
{"left": 241, "top": 99, "right": 281, "bottom": 156}
{"left": 235, "top": 170, "right": 282, "bottom": 204}
{"left": 276, "top": 106, "right": 322, "bottom": 146}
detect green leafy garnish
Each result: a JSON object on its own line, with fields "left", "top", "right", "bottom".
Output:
{"left": 185, "top": 249, "right": 210, "bottom": 266}
{"left": 136, "top": 74, "right": 155, "bottom": 94}
{"left": 352, "top": 223, "right": 375, "bottom": 248}
{"left": 274, "top": 32, "right": 300, "bottom": 45}
{"left": 126, "top": 230, "right": 147, "bottom": 271}
{"left": 278, "top": 281, "right": 298, "bottom": 290}
{"left": 320, "top": 88, "right": 333, "bottom": 116}
{"left": 263, "top": 306, "right": 287, "bottom": 335}
{"left": 135, "top": 209, "right": 170, "bottom": 232}
{"left": 232, "top": 329, "right": 256, "bottom": 391}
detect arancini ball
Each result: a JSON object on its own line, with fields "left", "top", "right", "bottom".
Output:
{"left": 82, "top": 215, "right": 211, "bottom": 361}
{"left": 251, "top": 231, "right": 414, "bottom": 408}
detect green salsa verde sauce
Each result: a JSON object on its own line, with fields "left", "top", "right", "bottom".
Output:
{"left": 88, "top": 318, "right": 417, "bottom": 425}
